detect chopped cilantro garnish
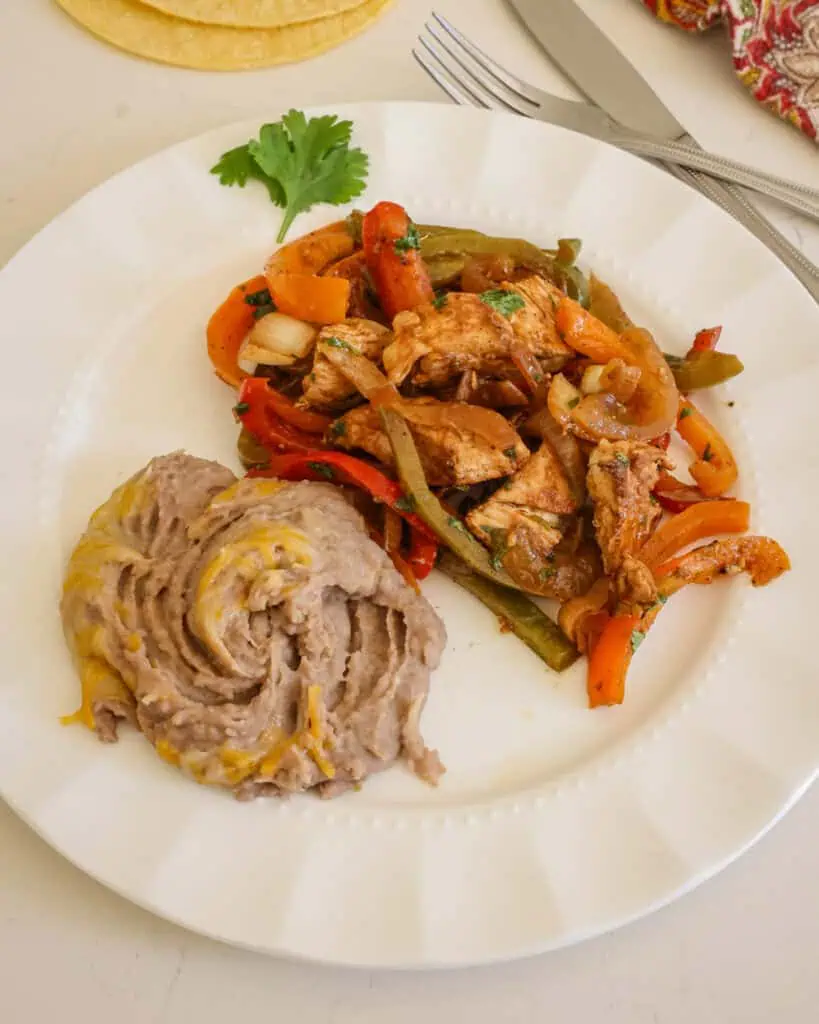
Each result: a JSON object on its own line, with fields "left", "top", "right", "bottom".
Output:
{"left": 252, "top": 304, "right": 276, "bottom": 320}
{"left": 679, "top": 406, "right": 693, "bottom": 419}
{"left": 567, "top": 397, "right": 580, "bottom": 409}
{"left": 614, "top": 452, "right": 630, "bottom": 466}
{"left": 394, "top": 223, "right": 420, "bottom": 254}
{"left": 244, "top": 288, "right": 273, "bottom": 307}
{"left": 479, "top": 289, "right": 525, "bottom": 318}
{"left": 630, "top": 629, "right": 646, "bottom": 654}
{"left": 307, "top": 461, "right": 335, "bottom": 480}
{"left": 483, "top": 526, "right": 510, "bottom": 571}
{"left": 539, "top": 566, "right": 556, "bottom": 580}
{"left": 233, "top": 401, "right": 250, "bottom": 416}
{"left": 394, "top": 495, "right": 416, "bottom": 513}
{"left": 447, "top": 516, "right": 467, "bottom": 533}
{"left": 324, "top": 335, "right": 356, "bottom": 352}
{"left": 503, "top": 446, "right": 517, "bottom": 459}
{"left": 432, "top": 292, "right": 448, "bottom": 311}
{"left": 211, "top": 111, "right": 369, "bottom": 243}
{"left": 702, "top": 443, "right": 714, "bottom": 462}
{"left": 330, "top": 420, "right": 347, "bottom": 438}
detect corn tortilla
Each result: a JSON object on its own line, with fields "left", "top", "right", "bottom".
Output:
{"left": 55, "top": 0, "right": 392, "bottom": 71}
{"left": 141, "top": 0, "right": 369, "bottom": 30}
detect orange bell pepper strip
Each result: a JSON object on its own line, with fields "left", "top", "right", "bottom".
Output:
{"left": 587, "top": 612, "right": 640, "bottom": 708}
{"left": 555, "top": 297, "right": 635, "bottom": 364}
{"left": 267, "top": 273, "right": 350, "bottom": 325}
{"left": 653, "top": 536, "right": 790, "bottom": 590}
{"left": 206, "top": 274, "right": 268, "bottom": 388}
{"left": 362, "top": 201, "right": 434, "bottom": 319}
{"left": 387, "top": 547, "right": 420, "bottom": 594}
{"left": 640, "top": 499, "right": 750, "bottom": 570}
{"left": 676, "top": 397, "right": 738, "bottom": 497}
{"left": 368, "top": 521, "right": 421, "bottom": 595}
{"left": 264, "top": 221, "right": 355, "bottom": 279}
{"left": 323, "top": 251, "right": 383, "bottom": 321}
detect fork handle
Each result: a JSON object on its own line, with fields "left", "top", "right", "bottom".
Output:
{"left": 669, "top": 163, "right": 819, "bottom": 302}
{"left": 612, "top": 130, "right": 819, "bottom": 223}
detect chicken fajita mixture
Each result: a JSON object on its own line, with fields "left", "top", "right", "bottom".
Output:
{"left": 206, "top": 200, "right": 790, "bottom": 708}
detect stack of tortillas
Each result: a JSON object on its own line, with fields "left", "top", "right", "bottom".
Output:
{"left": 54, "top": 0, "right": 393, "bottom": 70}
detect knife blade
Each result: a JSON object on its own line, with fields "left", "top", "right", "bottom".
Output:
{"left": 505, "top": 0, "right": 819, "bottom": 301}
{"left": 507, "top": 0, "right": 686, "bottom": 140}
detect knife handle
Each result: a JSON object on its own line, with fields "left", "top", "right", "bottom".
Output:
{"left": 613, "top": 131, "right": 819, "bottom": 224}
{"left": 668, "top": 164, "right": 819, "bottom": 303}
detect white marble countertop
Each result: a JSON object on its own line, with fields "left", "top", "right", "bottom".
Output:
{"left": 2, "top": 1, "right": 818, "bottom": 1020}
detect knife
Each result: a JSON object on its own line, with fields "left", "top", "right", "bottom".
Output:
{"left": 506, "top": 0, "right": 819, "bottom": 301}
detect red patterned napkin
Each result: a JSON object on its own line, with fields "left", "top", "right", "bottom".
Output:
{"left": 642, "top": 1, "right": 819, "bottom": 141}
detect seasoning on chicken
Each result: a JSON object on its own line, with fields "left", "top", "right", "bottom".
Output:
{"left": 587, "top": 440, "right": 672, "bottom": 574}
{"left": 467, "top": 439, "right": 595, "bottom": 596}
{"left": 615, "top": 554, "right": 658, "bottom": 611}
{"left": 302, "top": 319, "right": 392, "bottom": 410}
{"left": 505, "top": 276, "right": 574, "bottom": 371}
{"left": 382, "top": 276, "right": 571, "bottom": 389}
{"left": 330, "top": 397, "right": 530, "bottom": 487}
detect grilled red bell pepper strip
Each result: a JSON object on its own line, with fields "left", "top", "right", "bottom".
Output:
{"left": 653, "top": 473, "right": 710, "bottom": 514}
{"left": 249, "top": 451, "right": 437, "bottom": 542}
{"left": 362, "top": 201, "right": 435, "bottom": 319}
{"left": 258, "top": 385, "right": 331, "bottom": 434}
{"left": 236, "top": 377, "right": 324, "bottom": 454}
{"left": 238, "top": 376, "right": 331, "bottom": 434}
{"left": 689, "top": 326, "right": 722, "bottom": 354}
{"left": 407, "top": 528, "right": 439, "bottom": 581}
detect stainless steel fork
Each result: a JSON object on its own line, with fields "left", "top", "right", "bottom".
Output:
{"left": 413, "top": 16, "right": 819, "bottom": 222}
{"left": 414, "top": 14, "right": 819, "bottom": 301}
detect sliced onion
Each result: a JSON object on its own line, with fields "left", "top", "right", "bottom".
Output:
{"left": 547, "top": 373, "right": 583, "bottom": 430}
{"left": 238, "top": 313, "right": 318, "bottom": 372}
{"left": 580, "top": 364, "right": 606, "bottom": 395}
{"left": 321, "top": 343, "right": 400, "bottom": 404}
{"left": 572, "top": 328, "right": 677, "bottom": 442}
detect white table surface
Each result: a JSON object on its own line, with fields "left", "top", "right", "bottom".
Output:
{"left": 2, "top": 1, "right": 818, "bottom": 1020}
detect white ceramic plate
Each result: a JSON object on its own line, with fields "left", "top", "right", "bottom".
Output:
{"left": 1, "top": 102, "right": 817, "bottom": 969}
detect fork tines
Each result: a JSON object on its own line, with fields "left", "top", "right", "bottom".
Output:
{"left": 413, "top": 12, "right": 541, "bottom": 114}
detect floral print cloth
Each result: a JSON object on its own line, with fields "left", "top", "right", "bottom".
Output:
{"left": 642, "top": 1, "right": 819, "bottom": 141}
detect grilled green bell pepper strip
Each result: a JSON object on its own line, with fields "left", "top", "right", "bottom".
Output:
{"left": 437, "top": 552, "right": 579, "bottom": 673}
{"left": 587, "top": 273, "right": 633, "bottom": 333}
{"left": 417, "top": 229, "right": 589, "bottom": 305}
{"left": 379, "top": 406, "right": 525, "bottom": 591}
{"left": 664, "top": 351, "right": 744, "bottom": 391}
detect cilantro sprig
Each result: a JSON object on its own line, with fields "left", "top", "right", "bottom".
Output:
{"left": 479, "top": 289, "right": 525, "bottom": 318}
{"left": 211, "top": 110, "right": 369, "bottom": 243}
